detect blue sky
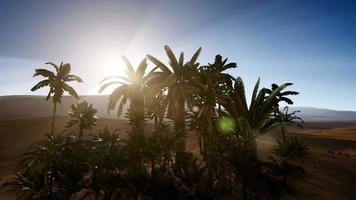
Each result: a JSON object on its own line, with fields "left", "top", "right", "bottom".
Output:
{"left": 0, "top": 0, "right": 355, "bottom": 111}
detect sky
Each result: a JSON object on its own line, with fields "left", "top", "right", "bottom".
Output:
{"left": 0, "top": 0, "right": 355, "bottom": 111}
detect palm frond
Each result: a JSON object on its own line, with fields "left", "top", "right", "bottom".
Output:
{"left": 58, "top": 63, "right": 71, "bottom": 78}
{"left": 64, "top": 75, "right": 83, "bottom": 83}
{"left": 33, "top": 69, "right": 55, "bottom": 78}
{"left": 63, "top": 83, "right": 79, "bottom": 99}
{"left": 179, "top": 52, "right": 184, "bottom": 66}
{"left": 189, "top": 47, "right": 202, "bottom": 65}
{"left": 45, "top": 62, "right": 59, "bottom": 72}
{"left": 122, "top": 56, "right": 135, "bottom": 76}
{"left": 99, "top": 76, "right": 130, "bottom": 84}
{"left": 147, "top": 54, "right": 171, "bottom": 73}
{"left": 164, "top": 45, "right": 179, "bottom": 70}
{"left": 31, "top": 80, "right": 51, "bottom": 91}
{"left": 136, "top": 58, "right": 148, "bottom": 78}
{"left": 99, "top": 81, "right": 126, "bottom": 93}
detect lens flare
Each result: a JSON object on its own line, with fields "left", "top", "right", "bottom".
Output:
{"left": 217, "top": 117, "right": 236, "bottom": 134}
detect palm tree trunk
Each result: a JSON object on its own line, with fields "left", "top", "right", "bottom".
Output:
{"left": 51, "top": 102, "right": 57, "bottom": 135}
{"left": 175, "top": 96, "right": 186, "bottom": 152}
{"left": 79, "top": 124, "right": 84, "bottom": 138}
{"left": 281, "top": 127, "right": 286, "bottom": 142}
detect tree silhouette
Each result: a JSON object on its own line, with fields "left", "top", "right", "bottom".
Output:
{"left": 218, "top": 77, "right": 297, "bottom": 199}
{"left": 146, "top": 45, "right": 202, "bottom": 150}
{"left": 6, "top": 46, "right": 307, "bottom": 200}
{"left": 187, "top": 54, "right": 237, "bottom": 158}
{"left": 265, "top": 83, "right": 299, "bottom": 110}
{"left": 275, "top": 106, "right": 304, "bottom": 141}
{"left": 99, "top": 56, "right": 148, "bottom": 131}
{"left": 31, "top": 62, "right": 83, "bottom": 135}
{"left": 66, "top": 101, "right": 99, "bottom": 137}
{"left": 219, "top": 78, "right": 295, "bottom": 138}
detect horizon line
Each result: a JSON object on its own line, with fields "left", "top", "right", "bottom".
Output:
{"left": 1, "top": 94, "right": 355, "bottom": 112}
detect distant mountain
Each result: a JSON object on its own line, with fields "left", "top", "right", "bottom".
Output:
{"left": 289, "top": 107, "right": 356, "bottom": 122}
{"left": 0, "top": 96, "right": 356, "bottom": 122}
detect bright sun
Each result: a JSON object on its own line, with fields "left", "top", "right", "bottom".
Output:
{"left": 103, "top": 57, "right": 126, "bottom": 77}
{"left": 86, "top": 56, "right": 127, "bottom": 95}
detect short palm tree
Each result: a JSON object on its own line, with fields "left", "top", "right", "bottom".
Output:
{"left": 31, "top": 62, "right": 83, "bottom": 135}
{"left": 275, "top": 106, "right": 303, "bottom": 141}
{"left": 99, "top": 56, "right": 148, "bottom": 131}
{"left": 146, "top": 45, "right": 202, "bottom": 149}
{"left": 66, "top": 101, "right": 99, "bottom": 137}
{"left": 219, "top": 78, "right": 297, "bottom": 138}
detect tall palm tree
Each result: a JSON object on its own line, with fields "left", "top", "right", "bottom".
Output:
{"left": 146, "top": 45, "right": 202, "bottom": 148}
{"left": 31, "top": 62, "right": 83, "bottom": 135}
{"left": 187, "top": 55, "right": 237, "bottom": 157}
{"left": 199, "top": 54, "right": 237, "bottom": 97}
{"left": 66, "top": 101, "right": 99, "bottom": 137}
{"left": 99, "top": 56, "right": 148, "bottom": 131}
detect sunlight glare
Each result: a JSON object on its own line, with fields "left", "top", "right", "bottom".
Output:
{"left": 87, "top": 56, "right": 127, "bottom": 95}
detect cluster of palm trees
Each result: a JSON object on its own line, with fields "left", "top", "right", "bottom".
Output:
{"left": 5, "top": 46, "right": 308, "bottom": 199}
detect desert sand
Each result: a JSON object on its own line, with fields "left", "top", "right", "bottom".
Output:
{"left": 0, "top": 117, "right": 355, "bottom": 199}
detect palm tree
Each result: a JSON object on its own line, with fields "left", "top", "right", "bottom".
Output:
{"left": 146, "top": 45, "right": 202, "bottom": 149}
{"left": 31, "top": 62, "right": 83, "bottom": 135}
{"left": 17, "top": 133, "right": 67, "bottom": 199}
{"left": 218, "top": 77, "right": 298, "bottom": 199}
{"left": 187, "top": 55, "right": 237, "bottom": 158}
{"left": 66, "top": 101, "right": 99, "bottom": 137}
{"left": 275, "top": 106, "right": 303, "bottom": 141}
{"left": 199, "top": 54, "right": 237, "bottom": 97}
{"left": 219, "top": 78, "right": 297, "bottom": 138}
{"left": 265, "top": 83, "right": 299, "bottom": 110}
{"left": 99, "top": 56, "right": 148, "bottom": 131}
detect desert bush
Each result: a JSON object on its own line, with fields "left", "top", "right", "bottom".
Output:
{"left": 273, "top": 136, "right": 308, "bottom": 161}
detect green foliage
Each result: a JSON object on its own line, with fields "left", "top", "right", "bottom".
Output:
{"left": 273, "top": 137, "right": 308, "bottom": 160}
{"left": 85, "top": 127, "right": 137, "bottom": 199}
{"left": 5, "top": 133, "right": 89, "bottom": 199}
{"left": 265, "top": 83, "right": 299, "bottom": 108}
{"left": 219, "top": 77, "right": 298, "bottom": 138}
{"left": 274, "top": 107, "right": 303, "bottom": 130}
{"left": 264, "top": 136, "right": 308, "bottom": 195}
{"left": 66, "top": 101, "right": 99, "bottom": 137}
{"left": 274, "top": 106, "right": 304, "bottom": 141}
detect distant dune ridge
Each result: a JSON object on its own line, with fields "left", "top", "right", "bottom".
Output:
{"left": 0, "top": 95, "right": 118, "bottom": 119}
{"left": 288, "top": 107, "right": 356, "bottom": 122}
{"left": 1, "top": 95, "right": 356, "bottom": 122}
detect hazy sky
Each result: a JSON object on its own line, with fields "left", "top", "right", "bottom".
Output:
{"left": 0, "top": 0, "right": 355, "bottom": 111}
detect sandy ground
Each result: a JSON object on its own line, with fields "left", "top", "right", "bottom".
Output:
{"left": 0, "top": 117, "right": 355, "bottom": 199}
